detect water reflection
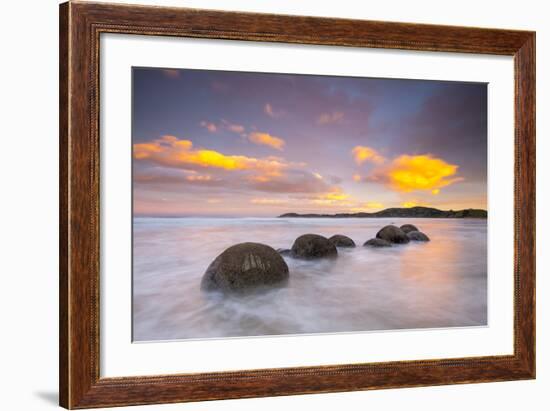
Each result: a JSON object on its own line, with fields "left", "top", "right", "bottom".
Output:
{"left": 133, "top": 218, "right": 487, "bottom": 341}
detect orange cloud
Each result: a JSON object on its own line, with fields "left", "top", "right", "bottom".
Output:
{"left": 317, "top": 111, "right": 344, "bottom": 125}
{"left": 321, "top": 191, "right": 349, "bottom": 201}
{"left": 402, "top": 201, "right": 425, "bottom": 208}
{"left": 352, "top": 146, "right": 386, "bottom": 165}
{"left": 251, "top": 198, "right": 288, "bottom": 205}
{"left": 350, "top": 202, "right": 385, "bottom": 212}
{"left": 162, "top": 69, "right": 180, "bottom": 78}
{"left": 133, "top": 136, "right": 289, "bottom": 179}
{"left": 134, "top": 143, "right": 163, "bottom": 159}
{"left": 365, "top": 202, "right": 384, "bottom": 209}
{"left": 309, "top": 188, "right": 352, "bottom": 206}
{"left": 186, "top": 174, "right": 212, "bottom": 182}
{"left": 248, "top": 132, "right": 285, "bottom": 151}
{"left": 248, "top": 172, "right": 283, "bottom": 183}
{"left": 134, "top": 144, "right": 337, "bottom": 196}
{"left": 381, "top": 154, "right": 463, "bottom": 193}
{"left": 200, "top": 121, "right": 217, "bottom": 133}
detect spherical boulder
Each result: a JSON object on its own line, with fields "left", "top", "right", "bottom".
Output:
{"left": 400, "top": 224, "right": 419, "bottom": 234}
{"left": 328, "top": 234, "right": 356, "bottom": 248}
{"left": 201, "top": 242, "right": 289, "bottom": 293}
{"left": 364, "top": 238, "right": 392, "bottom": 247}
{"left": 291, "top": 234, "right": 338, "bottom": 259}
{"left": 376, "top": 225, "right": 410, "bottom": 244}
{"left": 407, "top": 230, "right": 430, "bottom": 242}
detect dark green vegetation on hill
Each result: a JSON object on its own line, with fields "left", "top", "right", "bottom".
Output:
{"left": 278, "top": 206, "right": 487, "bottom": 219}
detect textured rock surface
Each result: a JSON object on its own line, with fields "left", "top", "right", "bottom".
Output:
{"left": 328, "top": 234, "right": 356, "bottom": 248}
{"left": 364, "top": 238, "right": 393, "bottom": 247}
{"left": 376, "top": 225, "right": 410, "bottom": 244}
{"left": 201, "top": 242, "right": 289, "bottom": 293}
{"left": 400, "top": 224, "right": 419, "bottom": 234}
{"left": 291, "top": 234, "right": 338, "bottom": 259}
{"left": 407, "top": 231, "right": 430, "bottom": 242}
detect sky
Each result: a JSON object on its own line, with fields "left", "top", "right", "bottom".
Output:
{"left": 132, "top": 67, "right": 487, "bottom": 217}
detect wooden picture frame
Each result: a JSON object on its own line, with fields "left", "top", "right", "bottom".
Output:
{"left": 59, "top": 1, "right": 535, "bottom": 408}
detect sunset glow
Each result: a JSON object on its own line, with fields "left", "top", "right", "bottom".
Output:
{"left": 369, "top": 154, "right": 464, "bottom": 193}
{"left": 133, "top": 68, "right": 487, "bottom": 216}
{"left": 352, "top": 146, "right": 386, "bottom": 165}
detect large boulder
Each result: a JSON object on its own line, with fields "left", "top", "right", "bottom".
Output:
{"left": 400, "top": 224, "right": 419, "bottom": 234}
{"left": 291, "top": 234, "right": 338, "bottom": 259}
{"left": 407, "top": 231, "right": 430, "bottom": 242}
{"left": 364, "top": 238, "right": 392, "bottom": 247}
{"left": 201, "top": 242, "right": 289, "bottom": 293}
{"left": 328, "top": 234, "right": 356, "bottom": 248}
{"left": 376, "top": 225, "right": 410, "bottom": 244}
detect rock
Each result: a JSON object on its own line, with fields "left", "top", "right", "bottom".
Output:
{"left": 328, "top": 234, "right": 356, "bottom": 248}
{"left": 376, "top": 225, "right": 410, "bottom": 244}
{"left": 201, "top": 242, "right": 289, "bottom": 293}
{"left": 400, "top": 224, "right": 419, "bottom": 234}
{"left": 277, "top": 248, "right": 293, "bottom": 256}
{"left": 291, "top": 234, "right": 338, "bottom": 259}
{"left": 407, "top": 231, "right": 430, "bottom": 242}
{"left": 364, "top": 238, "right": 392, "bottom": 247}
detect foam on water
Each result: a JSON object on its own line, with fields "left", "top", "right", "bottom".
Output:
{"left": 132, "top": 218, "right": 487, "bottom": 341}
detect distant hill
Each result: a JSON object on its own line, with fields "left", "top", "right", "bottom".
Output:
{"left": 278, "top": 206, "right": 487, "bottom": 219}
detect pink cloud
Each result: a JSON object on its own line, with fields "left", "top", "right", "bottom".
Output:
{"left": 248, "top": 132, "right": 285, "bottom": 151}
{"left": 317, "top": 111, "right": 344, "bottom": 125}
{"left": 221, "top": 119, "right": 246, "bottom": 134}
{"left": 200, "top": 121, "right": 217, "bottom": 133}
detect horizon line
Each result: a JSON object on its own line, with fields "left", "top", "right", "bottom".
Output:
{"left": 134, "top": 205, "right": 488, "bottom": 219}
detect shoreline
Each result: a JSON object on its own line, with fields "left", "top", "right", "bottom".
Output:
{"left": 278, "top": 206, "right": 487, "bottom": 219}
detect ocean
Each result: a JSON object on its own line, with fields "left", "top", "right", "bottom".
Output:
{"left": 132, "top": 217, "right": 487, "bottom": 341}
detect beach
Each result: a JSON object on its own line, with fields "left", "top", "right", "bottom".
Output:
{"left": 133, "top": 217, "right": 487, "bottom": 341}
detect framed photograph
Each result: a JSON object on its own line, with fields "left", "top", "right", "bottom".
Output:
{"left": 59, "top": 2, "right": 535, "bottom": 409}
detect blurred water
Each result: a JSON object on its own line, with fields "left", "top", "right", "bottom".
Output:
{"left": 133, "top": 218, "right": 487, "bottom": 341}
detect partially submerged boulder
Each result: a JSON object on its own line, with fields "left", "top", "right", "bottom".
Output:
{"left": 364, "top": 238, "right": 392, "bottom": 247}
{"left": 407, "top": 230, "right": 430, "bottom": 242}
{"left": 376, "top": 225, "right": 410, "bottom": 244}
{"left": 400, "top": 224, "right": 419, "bottom": 234}
{"left": 328, "top": 234, "right": 356, "bottom": 248}
{"left": 291, "top": 234, "right": 338, "bottom": 259}
{"left": 201, "top": 242, "right": 289, "bottom": 293}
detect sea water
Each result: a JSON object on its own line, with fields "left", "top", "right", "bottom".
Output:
{"left": 133, "top": 218, "right": 487, "bottom": 341}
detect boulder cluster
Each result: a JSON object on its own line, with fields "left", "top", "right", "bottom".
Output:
{"left": 364, "top": 223, "right": 430, "bottom": 246}
{"left": 201, "top": 224, "right": 430, "bottom": 294}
